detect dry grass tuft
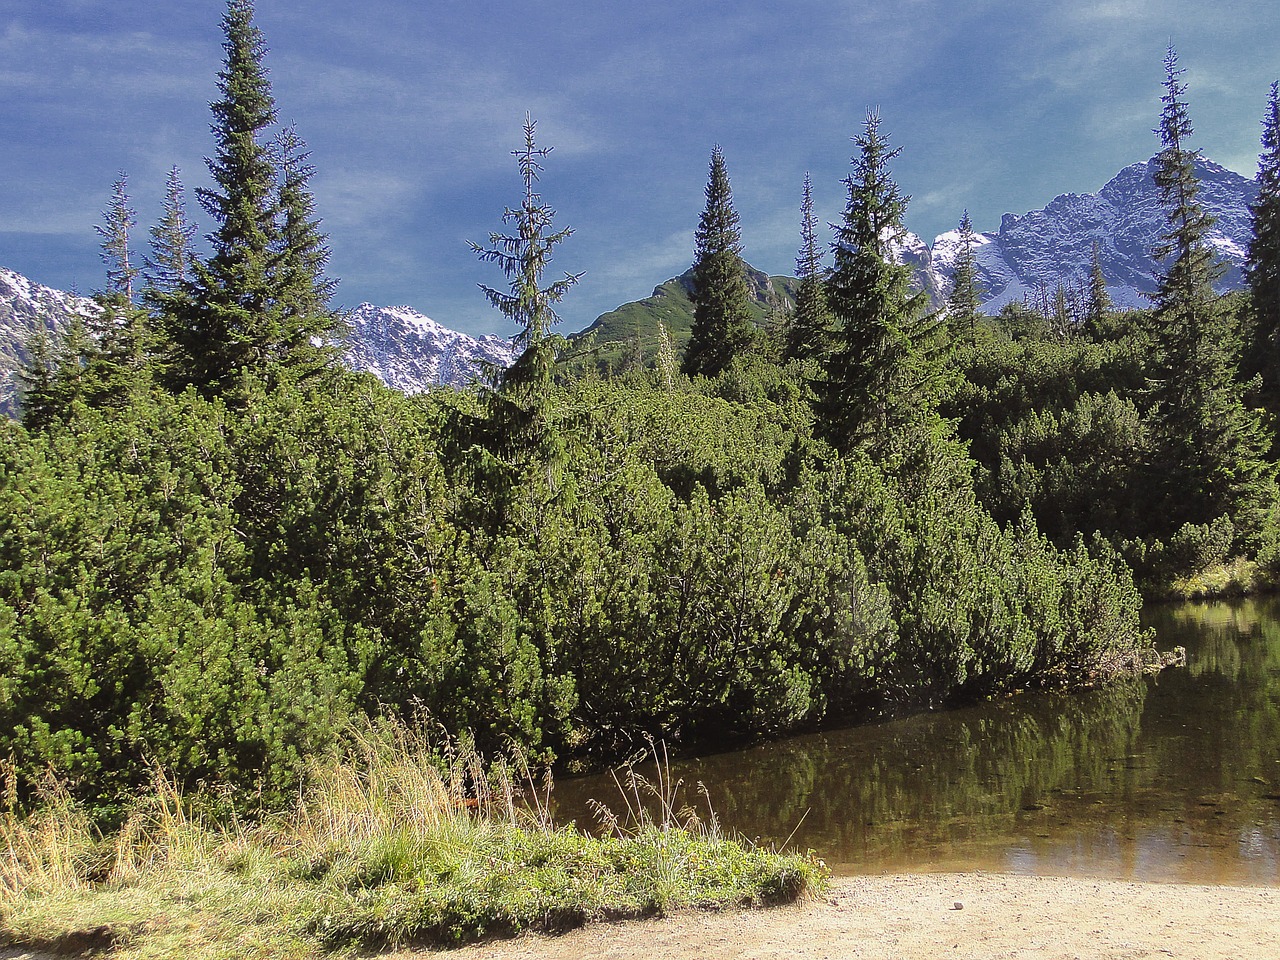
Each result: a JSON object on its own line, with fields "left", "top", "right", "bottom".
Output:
{"left": 0, "top": 725, "right": 825, "bottom": 958}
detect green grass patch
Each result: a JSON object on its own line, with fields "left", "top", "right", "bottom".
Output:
{"left": 1166, "top": 556, "right": 1268, "bottom": 601}
{"left": 1, "top": 730, "right": 826, "bottom": 958}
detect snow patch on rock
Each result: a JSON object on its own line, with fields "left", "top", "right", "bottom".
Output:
{"left": 923, "top": 155, "right": 1257, "bottom": 314}
{"left": 343, "top": 303, "right": 517, "bottom": 392}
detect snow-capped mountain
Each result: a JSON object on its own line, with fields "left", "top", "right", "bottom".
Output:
{"left": 0, "top": 270, "right": 517, "bottom": 417}
{"left": 1, "top": 153, "right": 1260, "bottom": 414}
{"left": 0, "top": 266, "right": 101, "bottom": 417}
{"left": 885, "top": 228, "right": 946, "bottom": 302}
{"left": 926, "top": 155, "right": 1258, "bottom": 311}
{"left": 343, "top": 303, "right": 517, "bottom": 392}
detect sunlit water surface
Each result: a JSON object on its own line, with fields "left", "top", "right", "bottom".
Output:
{"left": 552, "top": 599, "right": 1280, "bottom": 882}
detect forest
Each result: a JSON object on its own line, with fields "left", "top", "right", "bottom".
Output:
{"left": 3, "top": 0, "right": 1280, "bottom": 817}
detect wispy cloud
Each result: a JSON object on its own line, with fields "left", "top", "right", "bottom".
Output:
{"left": 2, "top": 0, "right": 1277, "bottom": 334}
{"left": 0, "top": 23, "right": 214, "bottom": 101}
{"left": 0, "top": 193, "right": 101, "bottom": 236}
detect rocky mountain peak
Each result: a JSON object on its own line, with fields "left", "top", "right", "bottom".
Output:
{"left": 343, "top": 302, "right": 517, "bottom": 392}
{"left": 927, "top": 154, "right": 1258, "bottom": 311}
{"left": 0, "top": 267, "right": 101, "bottom": 417}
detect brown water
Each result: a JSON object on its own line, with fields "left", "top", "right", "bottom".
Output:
{"left": 552, "top": 599, "right": 1280, "bottom": 882}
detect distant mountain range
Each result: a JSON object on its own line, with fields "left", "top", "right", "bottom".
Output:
{"left": 0, "top": 154, "right": 1261, "bottom": 414}
{"left": 341, "top": 303, "right": 516, "bottom": 393}
{"left": 0, "top": 272, "right": 514, "bottom": 417}
{"left": 924, "top": 155, "right": 1257, "bottom": 311}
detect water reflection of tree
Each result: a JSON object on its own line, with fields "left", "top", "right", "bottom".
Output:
{"left": 695, "top": 680, "right": 1150, "bottom": 864}
{"left": 1144, "top": 598, "right": 1280, "bottom": 824}
{"left": 555, "top": 601, "right": 1280, "bottom": 879}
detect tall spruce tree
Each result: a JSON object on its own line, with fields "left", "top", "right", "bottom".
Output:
{"left": 471, "top": 114, "right": 581, "bottom": 457}
{"left": 23, "top": 170, "right": 156, "bottom": 427}
{"left": 681, "top": 146, "right": 755, "bottom": 377}
{"left": 785, "top": 172, "right": 833, "bottom": 361}
{"left": 1085, "top": 240, "right": 1112, "bottom": 335}
{"left": 143, "top": 166, "right": 198, "bottom": 298}
{"left": 86, "top": 172, "right": 155, "bottom": 399}
{"left": 1248, "top": 81, "right": 1280, "bottom": 408}
{"left": 1147, "top": 47, "right": 1274, "bottom": 538}
{"left": 271, "top": 123, "right": 344, "bottom": 370}
{"left": 168, "top": 0, "right": 279, "bottom": 391}
{"left": 816, "top": 111, "right": 942, "bottom": 452}
{"left": 95, "top": 172, "right": 138, "bottom": 304}
{"left": 946, "top": 210, "right": 982, "bottom": 345}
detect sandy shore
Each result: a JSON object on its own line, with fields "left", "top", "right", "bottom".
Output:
{"left": 394, "top": 873, "right": 1279, "bottom": 960}
{"left": 3, "top": 872, "right": 1276, "bottom": 959}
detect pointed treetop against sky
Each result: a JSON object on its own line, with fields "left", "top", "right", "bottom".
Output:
{"left": 682, "top": 145, "right": 754, "bottom": 378}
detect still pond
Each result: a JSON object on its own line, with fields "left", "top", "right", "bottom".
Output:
{"left": 553, "top": 599, "right": 1280, "bottom": 883}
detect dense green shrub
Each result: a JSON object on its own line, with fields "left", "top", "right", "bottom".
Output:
{"left": 0, "top": 366, "right": 1151, "bottom": 808}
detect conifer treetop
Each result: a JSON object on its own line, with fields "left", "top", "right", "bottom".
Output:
{"left": 273, "top": 123, "right": 340, "bottom": 325}
{"left": 796, "top": 172, "right": 823, "bottom": 281}
{"left": 786, "top": 172, "right": 833, "bottom": 362}
{"left": 199, "top": 0, "right": 278, "bottom": 280}
{"left": 947, "top": 209, "right": 981, "bottom": 341}
{"left": 1247, "top": 81, "right": 1280, "bottom": 328}
{"left": 96, "top": 171, "right": 138, "bottom": 303}
{"left": 696, "top": 145, "right": 744, "bottom": 262}
{"left": 835, "top": 111, "right": 908, "bottom": 259}
{"left": 144, "top": 166, "right": 198, "bottom": 296}
{"left": 471, "top": 113, "right": 581, "bottom": 399}
{"left": 1151, "top": 44, "right": 1220, "bottom": 290}
{"left": 682, "top": 145, "right": 755, "bottom": 377}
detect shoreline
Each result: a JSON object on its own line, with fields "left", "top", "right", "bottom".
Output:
{"left": 3, "top": 872, "right": 1276, "bottom": 959}
{"left": 394, "top": 872, "right": 1279, "bottom": 960}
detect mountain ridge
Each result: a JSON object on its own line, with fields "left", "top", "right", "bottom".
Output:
{"left": 0, "top": 266, "right": 102, "bottom": 417}
{"left": 0, "top": 153, "right": 1261, "bottom": 411}
{"left": 0, "top": 275, "right": 515, "bottom": 417}
{"left": 925, "top": 155, "right": 1257, "bottom": 311}
{"left": 342, "top": 302, "right": 516, "bottom": 393}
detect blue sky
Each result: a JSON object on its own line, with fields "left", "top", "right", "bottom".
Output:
{"left": 1, "top": 1, "right": 1277, "bottom": 337}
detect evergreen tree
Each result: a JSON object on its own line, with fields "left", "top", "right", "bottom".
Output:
{"left": 785, "top": 172, "right": 833, "bottom": 361}
{"left": 270, "top": 123, "right": 345, "bottom": 371}
{"left": 1146, "top": 46, "right": 1274, "bottom": 538}
{"left": 95, "top": 172, "right": 138, "bottom": 304}
{"left": 143, "top": 166, "right": 198, "bottom": 298}
{"left": 16, "top": 316, "right": 102, "bottom": 429}
{"left": 682, "top": 146, "right": 755, "bottom": 377}
{"left": 1151, "top": 48, "right": 1221, "bottom": 313}
{"left": 946, "top": 210, "right": 982, "bottom": 345}
{"left": 15, "top": 324, "right": 62, "bottom": 430}
{"left": 1085, "top": 240, "right": 1112, "bottom": 334}
{"left": 81, "top": 173, "right": 155, "bottom": 405}
{"left": 470, "top": 114, "right": 581, "bottom": 456}
{"left": 758, "top": 282, "right": 790, "bottom": 362}
{"left": 656, "top": 319, "right": 677, "bottom": 390}
{"left": 168, "top": 0, "right": 280, "bottom": 391}
{"left": 1050, "top": 282, "right": 1073, "bottom": 337}
{"left": 816, "top": 111, "right": 942, "bottom": 452}
{"left": 1248, "top": 81, "right": 1280, "bottom": 408}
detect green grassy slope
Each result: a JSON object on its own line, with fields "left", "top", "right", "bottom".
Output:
{"left": 567, "top": 265, "right": 798, "bottom": 375}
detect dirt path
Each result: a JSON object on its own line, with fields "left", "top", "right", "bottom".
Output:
{"left": 398, "top": 873, "right": 1279, "bottom": 960}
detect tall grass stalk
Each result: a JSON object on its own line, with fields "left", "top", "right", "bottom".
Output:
{"left": 2, "top": 762, "right": 101, "bottom": 902}
{"left": 1, "top": 724, "right": 825, "bottom": 957}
